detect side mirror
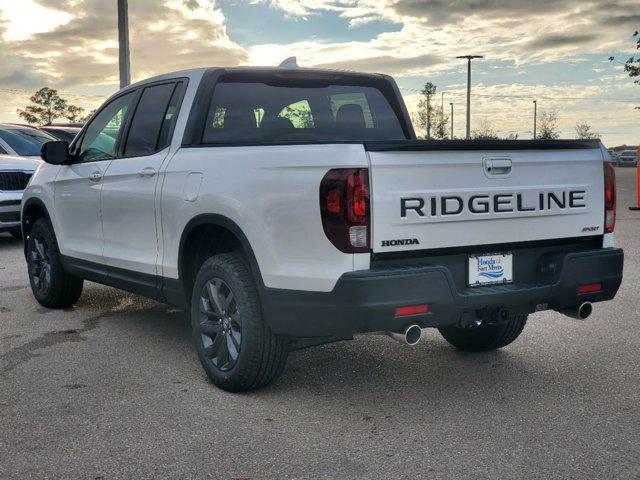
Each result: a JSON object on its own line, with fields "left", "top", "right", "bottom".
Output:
{"left": 40, "top": 141, "right": 70, "bottom": 165}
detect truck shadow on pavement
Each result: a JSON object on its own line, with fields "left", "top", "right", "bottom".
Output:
{"left": 0, "top": 235, "right": 21, "bottom": 249}
{"left": 2, "top": 269, "right": 575, "bottom": 413}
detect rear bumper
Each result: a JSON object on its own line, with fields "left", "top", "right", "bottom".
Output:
{"left": 261, "top": 247, "right": 623, "bottom": 337}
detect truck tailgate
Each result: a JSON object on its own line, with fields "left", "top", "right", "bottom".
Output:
{"left": 366, "top": 142, "right": 605, "bottom": 253}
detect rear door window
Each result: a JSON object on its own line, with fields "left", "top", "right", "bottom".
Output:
{"left": 124, "top": 82, "right": 179, "bottom": 157}
{"left": 201, "top": 76, "right": 406, "bottom": 144}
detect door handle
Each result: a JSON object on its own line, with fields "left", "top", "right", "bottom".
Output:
{"left": 138, "top": 167, "right": 157, "bottom": 178}
{"left": 89, "top": 171, "right": 102, "bottom": 182}
{"left": 484, "top": 158, "right": 512, "bottom": 176}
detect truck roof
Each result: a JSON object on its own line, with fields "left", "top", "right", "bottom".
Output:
{"left": 125, "top": 66, "right": 388, "bottom": 90}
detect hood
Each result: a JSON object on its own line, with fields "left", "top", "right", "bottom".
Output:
{"left": 0, "top": 154, "right": 40, "bottom": 172}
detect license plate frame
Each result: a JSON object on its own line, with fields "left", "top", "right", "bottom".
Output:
{"left": 468, "top": 252, "right": 513, "bottom": 287}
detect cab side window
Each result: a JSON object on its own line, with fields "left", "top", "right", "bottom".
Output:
{"left": 76, "top": 92, "right": 135, "bottom": 163}
{"left": 124, "top": 82, "right": 181, "bottom": 157}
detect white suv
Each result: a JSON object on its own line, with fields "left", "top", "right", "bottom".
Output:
{"left": 22, "top": 67, "right": 623, "bottom": 392}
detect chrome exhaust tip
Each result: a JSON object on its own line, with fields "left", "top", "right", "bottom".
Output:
{"left": 578, "top": 302, "right": 593, "bottom": 320}
{"left": 560, "top": 301, "right": 593, "bottom": 320}
{"left": 387, "top": 325, "right": 422, "bottom": 346}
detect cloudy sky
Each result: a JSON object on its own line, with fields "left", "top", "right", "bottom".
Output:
{"left": 0, "top": 0, "right": 637, "bottom": 145}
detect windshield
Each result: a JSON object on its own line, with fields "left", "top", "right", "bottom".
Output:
{"left": 0, "top": 127, "right": 56, "bottom": 156}
{"left": 202, "top": 76, "right": 407, "bottom": 144}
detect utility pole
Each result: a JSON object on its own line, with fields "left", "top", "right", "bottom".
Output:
{"left": 456, "top": 55, "right": 483, "bottom": 140}
{"left": 118, "top": 0, "right": 131, "bottom": 88}
{"left": 449, "top": 102, "right": 454, "bottom": 140}
{"left": 533, "top": 100, "right": 537, "bottom": 139}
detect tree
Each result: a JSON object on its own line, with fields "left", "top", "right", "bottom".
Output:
{"left": 412, "top": 82, "right": 439, "bottom": 139}
{"left": 471, "top": 121, "right": 499, "bottom": 140}
{"left": 537, "top": 111, "right": 560, "bottom": 139}
{"left": 432, "top": 105, "right": 449, "bottom": 140}
{"left": 17, "top": 87, "right": 68, "bottom": 125}
{"left": 64, "top": 105, "right": 86, "bottom": 123}
{"left": 280, "top": 105, "right": 313, "bottom": 128}
{"left": 17, "top": 87, "right": 89, "bottom": 125}
{"left": 609, "top": 30, "right": 639, "bottom": 109}
{"left": 81, "top": 109, "right": 96, "bottom": 123}
{"left": 575, "top": 121, "right": 600, "bottom": 139}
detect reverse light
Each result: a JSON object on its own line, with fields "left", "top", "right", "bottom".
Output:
{"left": 320, "top": 168, "right": 370, "bottom": 253}
{"left": 604, "top": 162, "right": 616, "bottom": 233}
{"left": 395, "top": 304, "right": 430, "bottom": 317}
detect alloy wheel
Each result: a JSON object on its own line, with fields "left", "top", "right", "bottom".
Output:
{"left": 30, "top": 236, "right": 52, "bottom": 295}
{"left": 197, "top": 277, "right": 241, "bottom": 371}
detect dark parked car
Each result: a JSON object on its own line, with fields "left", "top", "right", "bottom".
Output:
{"left": 0, "top": 124, "right": 57, "bottom": 158}
{"left": 617, "top": 150, "right": 638, "bottom": 167}
{"left": 39, "top": 125, "right": 82, "bottom": 143}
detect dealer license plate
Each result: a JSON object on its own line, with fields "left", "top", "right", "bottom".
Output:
{"left": 468, "top": 252, "right": 513, "bottom": 287}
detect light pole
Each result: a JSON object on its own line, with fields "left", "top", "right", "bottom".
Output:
{"left": 456, "top": 55, "right": 483, "bottom": 139}
{"left": 118, "top": 0, "right": 131, "bottom": 88}
{"left": 533, "top": 100, "right": 537, "bottom": 139}
{"left": 449, "top": 102, "right": 454, "bottom": 140}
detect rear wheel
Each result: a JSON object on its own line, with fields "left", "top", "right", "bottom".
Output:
{"left": 438, "top": 314, "right": 527, "bottom": 352}
{"left": 191, "top": 253, "right": 288, "bottom": 392}
{"left": 26, "top": 218, "right": 83, "bottom": 308}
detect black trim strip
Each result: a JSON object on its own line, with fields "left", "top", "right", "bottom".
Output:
{"left": 371, "top": 235, "right": 603, "bottom": 262}
{"left": 0, "top": 200, "right": 21, "bottom": 207}
{"left": 60, "top": 255, "right": 165, "bottom": 302}
{"left": 364, "top": 139, "right": 601, "bottom": 152}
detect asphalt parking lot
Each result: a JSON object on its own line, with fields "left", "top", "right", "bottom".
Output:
{"left": 1, "top": 168, "right": 639, "bottom": 480}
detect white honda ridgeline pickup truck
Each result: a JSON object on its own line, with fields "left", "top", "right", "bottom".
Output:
{"left": 22, "top": 67, "right": 623, "bottom": 392}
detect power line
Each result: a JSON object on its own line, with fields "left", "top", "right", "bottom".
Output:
{"left": 398, "top": 87, "right": 640, "bottom": 103}
{"left": 0, "top": 87, "right": 106, "bottom": 101}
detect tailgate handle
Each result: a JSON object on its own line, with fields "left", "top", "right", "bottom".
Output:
{"left": 484, "top": 158, "right": 512, "bottom": 176}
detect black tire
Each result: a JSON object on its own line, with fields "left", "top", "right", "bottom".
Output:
{"left": 26, "top": 218, "right": 83, "bottom": 308}
{"left": 191, "top": 253, "right": 288, "bottom": 392}
{"left": 9, "top": 228, "right": 22, "bottom": 239}
{"left": 438, "top": 314, "right": 527, "bottom": 352}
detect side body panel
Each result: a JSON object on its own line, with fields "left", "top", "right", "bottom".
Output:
{"left": 160, "top": 144, "right": 370, "bottom": 292}
{"left": 100, "top": 150, "right": 170, "bottom": 275}
{"left": 53, "top": 160, "right": 112, "bottom": 263}
{"left": 21, "top": 163, "right": 60, "bottom": 230}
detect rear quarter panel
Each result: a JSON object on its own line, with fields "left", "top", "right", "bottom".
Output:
{"left": 160, "top": 143, "right": 370, "bottom": 292}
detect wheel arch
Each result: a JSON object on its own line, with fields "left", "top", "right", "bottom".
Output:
{"left": 21, "top": 197, "right": 52, "bottom": 256}
{"left": 175, "top": 214, "right": 265, "bottom": 305}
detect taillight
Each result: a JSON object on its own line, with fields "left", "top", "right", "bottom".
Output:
{"left": 604, "top": 162, "right": 616, "bottom": 233}
{"left": 320, "top": 168, "right": 370, "bottom": 253}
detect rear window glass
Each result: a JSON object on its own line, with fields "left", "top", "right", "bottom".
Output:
{"left": 201, "top": 78, "right": 406, "bottom": 143}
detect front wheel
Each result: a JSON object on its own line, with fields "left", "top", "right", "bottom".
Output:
{"left": 26, "top": 218, "right": 83, "bottom": 308}
{"left": 191, "top": 253, "right": 288, "bottom": 392}
{"left": 438, "top": 314, "right": 527, "bottom": 352}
